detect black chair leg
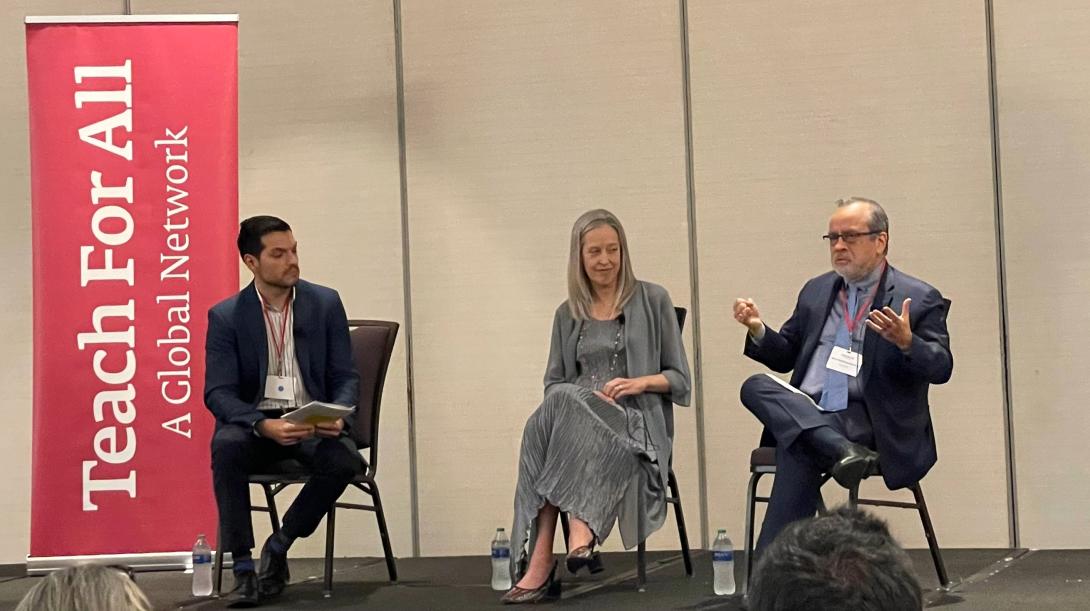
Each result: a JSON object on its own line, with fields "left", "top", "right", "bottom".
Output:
{"left": 370, "top": 481, "right": 399, "bottom": 582}
{"left": 668, "top": 471, "right": 693, "bottom": 576}
{"left": 323, "top": 507, "right": 335, "bottom": 598}
{"left": 559, "top": 512, "right": 571, "bottom": 553}
{"left": 636, "top": 485, "right": 647, "bottom": 590}
{"left": 743, "top": 471, "right": 763, "bottom": 591}
{"left": 911, "top": 484, "right": 950, "bottom": 588}
{"left": 213, "top": 524, "right": 224, "bottom": 596}
{"left": 262, "top": 484, "right": 281, "bottom": 533}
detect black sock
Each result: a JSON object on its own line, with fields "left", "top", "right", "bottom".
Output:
{"left": 233, "top": 553, "right": 254, "bottom": 575}
{"left": 268, "top": 530, "right": 294, "bottom": 555}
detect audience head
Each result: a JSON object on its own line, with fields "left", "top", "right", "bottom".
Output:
{"left": 567, "top": 208, "right": 636, "bottom": 319}
{"left": 748, "top": 505, "right": 923, "bottom": 611}
{"left": 16, "top": 564, "right": 152, "bottom": 611}
{"left": 827, "top": 196, "right": 889, "bottom": 282}
{"left": 237, "top": 215, "right": 299, "bottom": 291}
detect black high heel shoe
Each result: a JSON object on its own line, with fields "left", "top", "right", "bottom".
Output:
{"left": 501, "top": 560, "right": 562, "bottom": 604}
{"left": 565, "top": 543, "right": 604, "bottom": 575}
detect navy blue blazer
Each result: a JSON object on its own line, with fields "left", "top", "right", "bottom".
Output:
{"left": 744, "top": 264, "right": 953, "bottom": 489}
{"left": 204, "top": 279, "right": 360, "bottom": 431}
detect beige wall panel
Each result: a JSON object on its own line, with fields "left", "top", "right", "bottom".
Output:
{"left": 401, "top": 1, "right": 695, "bottom": 556}
{"left": 689, "top": 1, "right": 1007, "bottom": 548}
{"left": 132, "top": 0, "right": 409, "bottom": 559}
{"left": 1, "top": 0, "right": 128, "bottom": 567}
{"left": 994, "top": 1, "right": 1090, "bottom": 547}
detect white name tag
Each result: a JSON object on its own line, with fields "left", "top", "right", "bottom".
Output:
{"left": 826, "top": 346, "right": 862, "bottom": 377}
{"left": 265, "top": 375, "right": 295, "bottom": 401}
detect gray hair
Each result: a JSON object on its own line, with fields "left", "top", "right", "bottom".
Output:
{"left": 16, "top": 565, "right": 153, "bottom": 611}
{"left": 566, "top": 209, "right": 637, "bottom": 320}
{"left": 836, "top": 196, "right": 889, "bottom": 253}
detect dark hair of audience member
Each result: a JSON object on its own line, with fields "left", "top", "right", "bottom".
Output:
{"left": 748, "top": 505, "right": 923, "bottom": 611}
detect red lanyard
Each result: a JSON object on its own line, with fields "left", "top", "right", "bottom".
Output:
{"left": 262, "top": 294, "right": 293, "bottom": 375}
{"left": 840, "top": 263, "right": 885, "bottom": 338}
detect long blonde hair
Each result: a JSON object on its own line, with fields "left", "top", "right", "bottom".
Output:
{"left": 16, "top": 565, "right": 153, "bottom": 611}
{"left": 567, "top": 209, "right": 637, "bottom": 320}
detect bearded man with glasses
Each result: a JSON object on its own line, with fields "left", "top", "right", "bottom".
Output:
{"left": 733, "top": 197, "right": 953, "bottom": 554}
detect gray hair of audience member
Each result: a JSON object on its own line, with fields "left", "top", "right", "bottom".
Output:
{"left": 566, "top": 208, "right": 638, "bottom": 320}
{"left": 748, "top": 505, "right": 923, "bottom": 611}
{"left": 836, "top": 196, "right": 890, "bottom": 254}
{"left": 15, "top": 564, "right": 152, "bottom": 611}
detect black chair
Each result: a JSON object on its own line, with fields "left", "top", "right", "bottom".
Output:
{"left": 743, "top": 446, "right": 949, "bottom": 591}
{"left": 560, "top": 306, "right": 693, "bottom": 589}
{"left": 213, "top": 319, "right": 399, "bottom": 598}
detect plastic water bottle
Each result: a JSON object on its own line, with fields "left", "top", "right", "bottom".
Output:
{"left": 192, "top": 534, "right": 213, "bottom": 597}
{"left": 712, "top": 529, "right": 736, "bottom": 595}
{"left": 490, "top": 528, "right": 512, "bottom": 591}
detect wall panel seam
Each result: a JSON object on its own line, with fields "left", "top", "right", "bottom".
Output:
{"left": 678, "top": 0, "right": 709, "bottom": 551}
{"left": 984, "top": 0, "right": 1019, "bottom": 548}
{"left": 392, "top": 0, "right": 421, "bottom": 558}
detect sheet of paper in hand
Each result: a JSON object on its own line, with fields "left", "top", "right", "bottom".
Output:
{"left": 281, "top": 401, "right": 355, "bottom": 425}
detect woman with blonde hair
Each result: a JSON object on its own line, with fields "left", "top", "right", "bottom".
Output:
{"left": 16, "top": 564, "right": 152, "bottom": 611}
{"left": 502, "top": 209, "right": 690, "bottom": 604}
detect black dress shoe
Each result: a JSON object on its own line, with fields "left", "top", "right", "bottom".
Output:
{"left": 226, "top": 571, "right": 260, "bottom": 608}
{"left": 257, "top": 537, "right": 291, "bottom": 599}
{"left": 830, "top": 443, "right": 879, "bottom": 490}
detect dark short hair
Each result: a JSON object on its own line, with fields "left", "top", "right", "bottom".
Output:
{"left": 748, "top": 506, "right": 923, "bottom": 611}
{"left": 836, "top": 196, "right": 889, "bottom": 233}
{"left": 237, "top": 215, "right": 291, "bottom": 259}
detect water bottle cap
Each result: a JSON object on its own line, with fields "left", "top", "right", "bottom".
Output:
{"left": 197, "top": 533, "right": 206, "bottom": 538}
{"left": 717, "top": 529, "right": 726, "bottom": 534}
{"left": 497, "top": 528, "right": 505, "bottom": 532}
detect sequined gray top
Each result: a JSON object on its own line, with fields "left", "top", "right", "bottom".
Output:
{"left": 574, "top": 318, "right": 655, "bottom": 458}
{"left": 574, "top": 318, "right": 627, "bottom": 393}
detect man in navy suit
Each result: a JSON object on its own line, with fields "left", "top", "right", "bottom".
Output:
{"left": 205, "top": 216, "right": 360, "bottom": 607}
{"left": 734, "top": 197, "right": 952, "bottom": 553}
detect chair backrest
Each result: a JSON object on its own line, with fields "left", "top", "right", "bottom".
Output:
{"left": 662, "top": 306, "right": 687, "bottom": 447}
{"left": 674, "top": 306, "right": 687, "bottom": 332}
{"left": 348, "top": 320, "right": 399, "bottom": 474}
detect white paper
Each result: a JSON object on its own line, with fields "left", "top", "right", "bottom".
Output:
{"left": 281, "top": 401, "right": 354, "bottom": 425}
{"left": 762, "top": 373, "right": 826, "bottom": 412}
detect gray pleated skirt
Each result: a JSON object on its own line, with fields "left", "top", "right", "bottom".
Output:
{"left": 510, "top": 382, "right": 655, "bottom": 578}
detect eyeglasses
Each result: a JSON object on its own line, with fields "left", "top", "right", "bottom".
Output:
{"left": 822, "top": 230, "right": 883, "bottom": 245}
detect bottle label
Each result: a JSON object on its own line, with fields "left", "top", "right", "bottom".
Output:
{"left": 713, "top": 551, "right": 733, "bottom": 562}
{"left": 491, "top": 548, "right": 511, "bottom": 559}
{"left": 193, "top": 554, "right": 212, "bottom": 564}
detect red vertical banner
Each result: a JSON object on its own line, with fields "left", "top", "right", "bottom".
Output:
{"left": 26, "top": 16, "right": 238, "bottom": 563}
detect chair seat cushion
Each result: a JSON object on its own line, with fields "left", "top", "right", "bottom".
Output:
{"left": 750, "top": 447, "right": 777, "bottom": 467}
{"left": 249, "top": 456, "right": 370, "bottom": 484}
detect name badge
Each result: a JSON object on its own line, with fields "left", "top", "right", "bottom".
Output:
{"left": 265, "top": 375, "right": 295, "bottom": 401}
{"left": 826, "top": 346, "right": 862, "bottom": 377}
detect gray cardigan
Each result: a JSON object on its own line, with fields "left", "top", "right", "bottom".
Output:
{"left": 543, "top": 280, "right": 691, "bottom": 547}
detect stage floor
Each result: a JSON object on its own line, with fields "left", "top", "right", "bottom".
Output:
{"left": 0, "top": 548, "right": 1086, "bottom": 610}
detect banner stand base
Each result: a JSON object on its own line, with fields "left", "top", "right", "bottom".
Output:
{"left": 26, "top": 551, "right": 233, "bottom": 575}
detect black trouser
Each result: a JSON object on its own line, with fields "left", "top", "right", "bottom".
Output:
{"left": 739, "top": 373, "right": 875, "bottom": 552}
{"left": 211, "top": 423, "right": 363, "bottom": 556}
